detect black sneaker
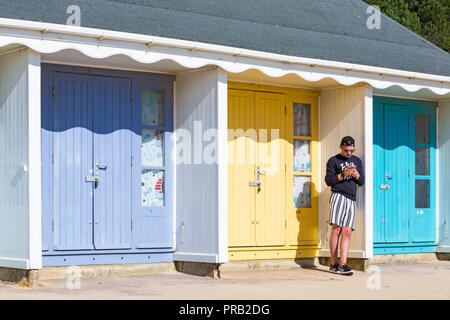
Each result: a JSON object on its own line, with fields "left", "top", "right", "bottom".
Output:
{"left": 337, "top": 263, "right": 353, "bottom": 275}
{"left": 329, "top": 262, "right": 339, "bottom": 272}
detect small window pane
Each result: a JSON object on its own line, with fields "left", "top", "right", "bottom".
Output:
{"left": 415, "top": 179, "right": 430, "bottom": 208}
{"left": 294, "top": 139, "right": 311, "bottom": 172}
{"left": 293, "top": 103, "right": 311, "bottom": 136}
{"left": 142, "top": 169, "right": 164, "bottom": 207}
{"left": 415, "top": 146, "right": 430, "bottom": 176}
{"left": 142, "top": 129, "right": 164, "bottom": 167}
{"left": 293, "top": 176, "right": 311, "bottom": 208}
{"left": 142, "top": 89, "right": 164, "bottom": 126}
{"left": 415, "top": 114, "right": 429, "bottom": 144}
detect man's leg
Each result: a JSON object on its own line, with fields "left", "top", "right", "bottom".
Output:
{"left": 339, "top": 227, "right": 352, "bottom": 266}
{"left": 329, "top": 224, "right": 341, "bottom": 265}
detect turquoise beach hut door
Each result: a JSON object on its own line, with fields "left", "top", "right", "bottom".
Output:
{"left": 373, "top": 97, "right": 437, "bottom": 254}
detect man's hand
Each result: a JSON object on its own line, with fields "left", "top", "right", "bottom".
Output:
{"left": 350, "top": 167, "right": 360, "bottom": 180}
{"left": 341, "top": 166, "right": 360, "bottom": 180}
{"left": 343, "top": 167, "right": 353, "bottom": 177}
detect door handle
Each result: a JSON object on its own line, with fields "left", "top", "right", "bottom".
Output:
{"left": 385, "top": 173, "right": 393, "bottom": 184}
{"left": 85, "top": 175, "right": 100, "bottom": 188}
{"left": 85, "top": 175, "right": 99, "bottom": 182}
{"left": 249, "top": 181, "right": 261, "bottom": 193}
{"left": 249, "top": 181, "right": 261, "bottom": 187}
{"left": 256, "top": 166, "right": 267, "bottom": 181}
{"left": 96, "top": 163, "right": 107, "bottom": 170}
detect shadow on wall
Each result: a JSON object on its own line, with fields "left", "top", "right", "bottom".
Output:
{"left": 0, "top": 48, "right": 30, "bottom": 205}
{"left": 0, "top": 48, "right": 27, "bottom": 112}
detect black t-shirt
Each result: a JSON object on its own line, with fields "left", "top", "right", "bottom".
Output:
{"left": 325, "top": 153, "right": 365, "bottom": 201}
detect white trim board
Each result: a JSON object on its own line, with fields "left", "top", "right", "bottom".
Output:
{"left": 27, "top": 49, "right": 42, "bottom": 270}
{"left": 364, "top": 85, "right": 374, "bottom": 259}
{"left": 173, "top": 253, "right": 220, "bottom": 264}
{"left": 0, "top": 18, "right": 449, "bottom": 96}
{"left": 0, "top": 257, "right": 30, "bottom": 270}
{"left": 437, "top": 246, "right": 450, "bottom": 253}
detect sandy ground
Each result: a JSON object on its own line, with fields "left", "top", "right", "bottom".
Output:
{"left": 0, "top": 262, "right": 449, "bottom": 300}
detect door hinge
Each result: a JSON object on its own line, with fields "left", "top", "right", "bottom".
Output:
{"left": 131, "top": 156, "right": 133, "bottom": 167}
{"left": 52, "top": 220, "right": 54, "bottom": 232}
{"left": 131, "top": 92, "right": 133, "bottom": 103}
{"left": 131, "top": 220, "right": 133, "bottom": 230}
{"left": 284, "top": 105, "right": 287, "bottom": 115}
{"left": 408, "top": 117, "right": 410, "bottom": 126}
{"left": 285, "top": 220, "right": 287, "bottom": 229}
{"left": 52, "top": 86, "right": 55, "bottom": 97}
{"left": 52, "top": 153, "right": 54, "bottom": 165}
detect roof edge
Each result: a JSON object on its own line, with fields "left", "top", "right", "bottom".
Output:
{"left": 0, "top": 18, "right": 449, "bottom": 95}
{"left": 1, "top": 18, "right": 449, "bottom": 82}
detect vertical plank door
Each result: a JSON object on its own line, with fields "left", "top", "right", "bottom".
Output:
{"left": 52, "top": 72, "right": 94, "bottom": 250}
{"left": 92, "top": 76, "right": 133, "bottom": 250}
{"left": 254, "top": 92, "right": 286, "bottom": 246}
{"left": 228, "top": 89, "right": 256, "bottom": 247}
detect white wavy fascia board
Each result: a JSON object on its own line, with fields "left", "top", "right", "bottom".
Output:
{"left": 0, "top": 18, "right": 449, "bottom": 95}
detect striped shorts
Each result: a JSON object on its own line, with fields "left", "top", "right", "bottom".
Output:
{"left": 329, "top": 192, "right": 356, "bottom": 231}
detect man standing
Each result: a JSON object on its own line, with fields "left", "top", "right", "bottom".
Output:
{"left": 325, "top": 136, "right": 365, "bottom": 275}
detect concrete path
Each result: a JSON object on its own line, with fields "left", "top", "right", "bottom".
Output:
{"left": 1, "top": 262, "right": 449, "bottom": 300}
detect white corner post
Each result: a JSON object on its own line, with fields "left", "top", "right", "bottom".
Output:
{"left": 216, "top": 69, "right": 229, "bottom": 264}
{"left": 364, "top": 85, "right": 374, "bottom": 259}
{"left": 27, "top": 49, "right": 42, "bottom": 269}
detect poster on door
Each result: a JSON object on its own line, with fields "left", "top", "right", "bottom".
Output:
{"left": 293, "top": 139, "right": 311, "bottom": 172}
{"left": 141, "top": 169, "right": 164, "bottom": 207}
{"left": 293, "top": 103, "right": 311, "bottom": 137}
{"left": 142, "top": 129, "right": 164, "bottom": 167}
{"left": 293, "top": 176, "right": 311, "bottom": 208}
{"left": 142, "top": 88, "right": 164, "bottom": 126}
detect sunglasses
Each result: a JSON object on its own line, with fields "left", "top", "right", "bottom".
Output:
{"left": 343, "top": 149, "right": 355, "bottom": 154}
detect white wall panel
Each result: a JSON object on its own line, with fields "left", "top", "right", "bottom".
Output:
{"left": 173, "top": 68, "right": 228, "bottom": 263}
{"left": 319, "top": 85, "right": 373, "bottom": 259}
{"left": 0, "top": 48, "right": 41, "bottom": 269}
{"left": 438, "top": 101, "right": 450, "bottom": 251}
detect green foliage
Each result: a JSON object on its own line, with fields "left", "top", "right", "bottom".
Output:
{"left": 364, "top": 0, "right": 450, "bottom": 52}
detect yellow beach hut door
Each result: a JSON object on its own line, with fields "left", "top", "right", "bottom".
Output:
{"left": 228, "top": 85, "right": 319, "bottom": 259}
{"left": 254, "top": 92, "right": 286, "bottom": 246}
{"left": 228, "top": 90, "right": 256, "bottom": 247}
{"left": 228, "top": 89, "right": 286, "bottom": 247}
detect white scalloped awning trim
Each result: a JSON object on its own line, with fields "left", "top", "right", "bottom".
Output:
{"left": 0, "top": 18, "right": 449, "bottom": 95}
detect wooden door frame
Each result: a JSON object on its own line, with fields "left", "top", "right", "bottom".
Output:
{"left": 373, "top": 96, "right": 438, "bottom": 254}
{"left": 41, "top": 63, "right": 175, "bottom": 266}
{"left": 227, "top": 82, "right": 320, "bottom": 260}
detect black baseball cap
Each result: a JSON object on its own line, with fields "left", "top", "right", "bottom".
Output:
{"left": 340, "top": 136, "right": 355, "bottom": 147}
